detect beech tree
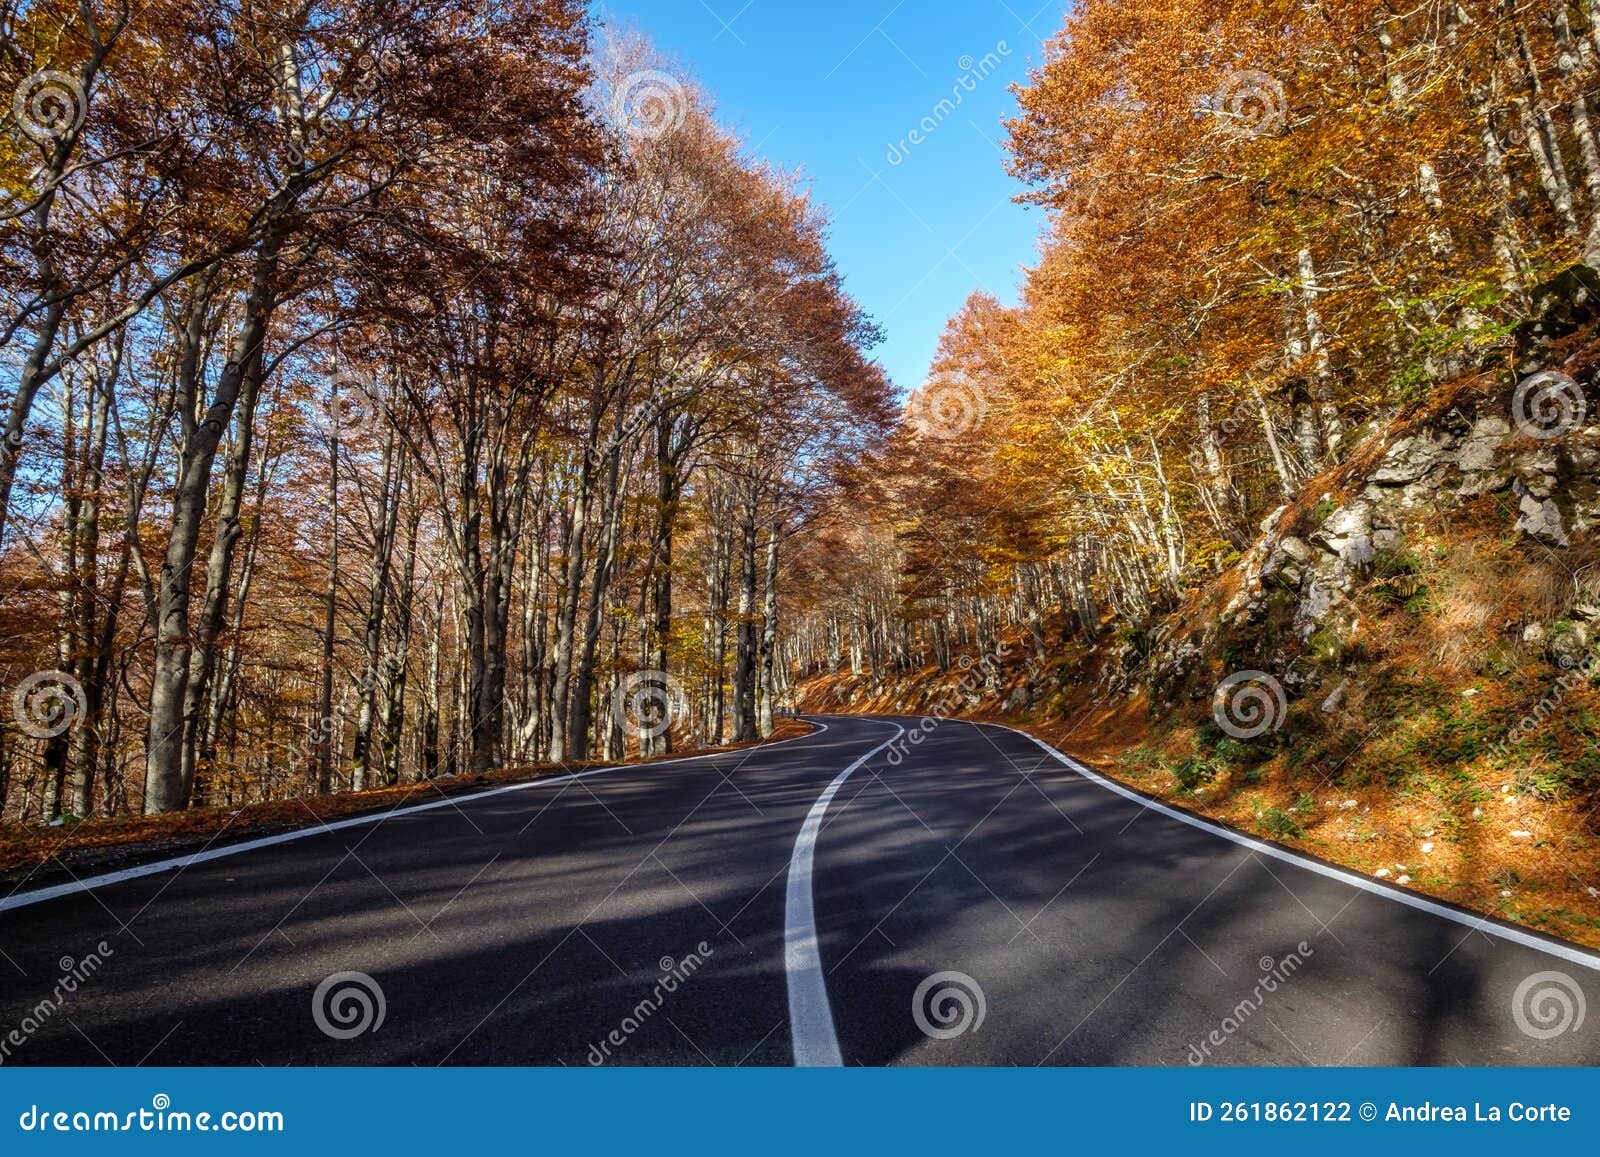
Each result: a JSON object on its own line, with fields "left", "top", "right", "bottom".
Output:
{"left": 789, "top": 0, "right": 1600, "bottom": 687}
{"left": 0, "top": 11, "right": 893, "bottom": 818}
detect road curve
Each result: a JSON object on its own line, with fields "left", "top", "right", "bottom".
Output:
{"left": 0, "top": 714, "right": 1595, "bottom": 1066}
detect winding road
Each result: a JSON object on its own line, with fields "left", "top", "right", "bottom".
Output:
{"left": 0, "top": 715, "right": 1595, "bottom": 1066}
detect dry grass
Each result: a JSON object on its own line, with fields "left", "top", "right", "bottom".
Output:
{"left": 796, "top": 518, "right": 1600, "bottom": 948}
{"left": 804, "top": 661, "right": 1600, "bottom": 948}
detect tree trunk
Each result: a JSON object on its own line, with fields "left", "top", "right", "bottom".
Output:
{"left": 548, "top": 461, "right": 591, "bottom": 761}
{"left": 758, "top": 523, "right": 782, "bottom": 736}
{"left": 645, "top": 415, "right": 681, "bottom": 756}
{"left": 181, "top": 344, "right": 265, "bottom": 805}
{"left": 732, "top": 500, "right": 760, "bottom": 742}
{"left": 570, "top": 448, "right": 622, "bottom": 759}
{"left": 316, "top": 396, "right": 340, "bottom": 795}
{"left": 352, "top": 426, "right": 400, "bottom": 791}
{"left": 145, "top": 249, "right": 276, "bottom": 815}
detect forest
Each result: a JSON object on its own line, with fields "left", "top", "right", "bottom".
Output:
{"left": 0, "top": 1, "right": 892, "bottom": 821}
{"left": 789, "top": 0, "right": 1600, "bottom": 689}
{"left": 5, "top": 0, "right": 1600, "bottom": 1092}
{"left": 8, "top": 0, "right": 1600, "bottom": 831}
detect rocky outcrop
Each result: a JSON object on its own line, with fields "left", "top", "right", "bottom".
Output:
{"left": 1133, "top": 332, "right": 1600, "bottom": 708}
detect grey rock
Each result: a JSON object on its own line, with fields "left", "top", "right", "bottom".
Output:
{"left": 1457, "top": 469, "right": 1511, "bottom": 498}
{"left": 1550, "top": 623, "right": 1591, "bottom": 668}
{"left": 1312, "top": 502, "right": 1375, "bottom": 566}
{"left": 1278, "top": 535, "right": 1314, "bottom": 562}
{"left": 1320, "top": 503, "right": 1372, "bottom": 541}
{"left": 1295, "top": 582, "right": 1339, "bottom": 636}
{"left": 1513, "top": 480, "right": 1570, "bottom": 545}
{"left": 1261, "top": 535, "right": 1315, "bottom": 590}
{"left": 1372, "top": 435, "right": 1452, "bottom": 485}
{"left": 1456, "top": 418, "right": 1511, "bottom": 473}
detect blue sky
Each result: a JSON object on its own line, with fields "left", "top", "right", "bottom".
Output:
{"left": 597, "top": 0, "right": 1064, "bottom": 394}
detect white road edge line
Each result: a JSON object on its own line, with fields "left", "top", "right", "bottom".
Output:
{"left": 785, "top": 724, "right": 906, "bottom": 1067}
{"left": 981, "top": 720, "right": 1600, "bottom": 973}
{"left": 0, "top": 721, "right": 835, "bottom": 916}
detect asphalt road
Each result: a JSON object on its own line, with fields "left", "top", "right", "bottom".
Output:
{"left": 0, "top": 714, "right": 1595, "bottom": 1066}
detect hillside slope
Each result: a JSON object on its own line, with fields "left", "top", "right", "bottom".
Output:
{"left": 800, "top": 288, "right": 1600, "bottom": 949}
